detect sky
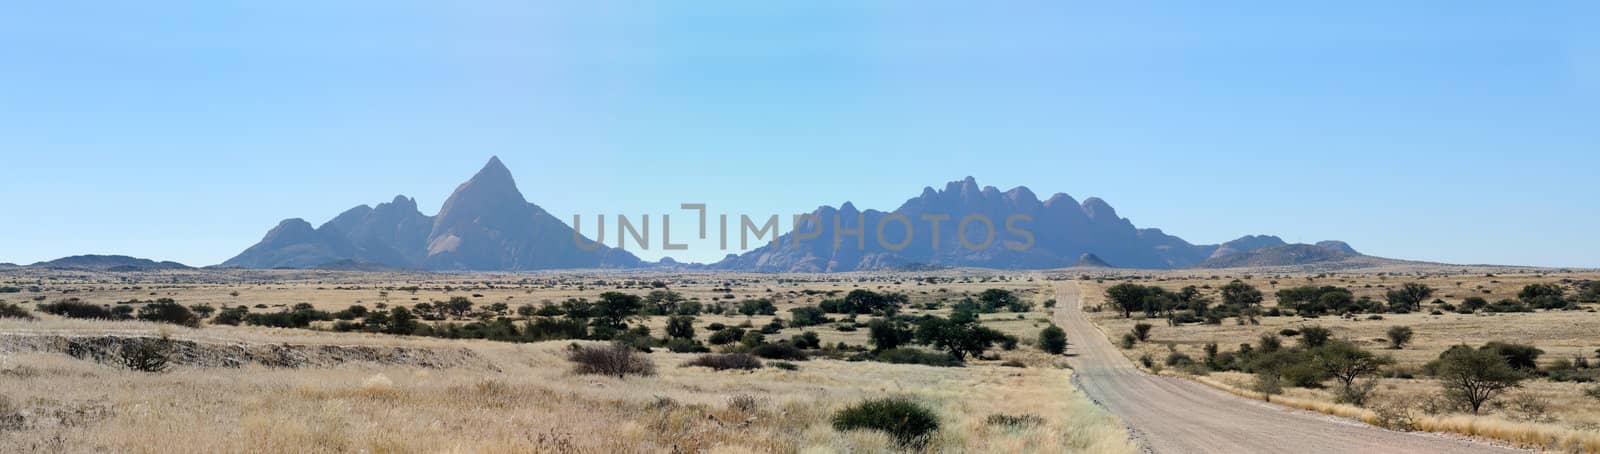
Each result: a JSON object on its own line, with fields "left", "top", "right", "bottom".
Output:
{"left": 1, "top": 1, "right": 1596, "bottom": 268}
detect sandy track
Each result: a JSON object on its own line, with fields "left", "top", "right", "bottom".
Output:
{"left": 1053, "top": 282, "right": 1523, "bottom": 454}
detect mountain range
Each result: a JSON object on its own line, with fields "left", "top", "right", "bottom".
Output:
{"left": 221, "top": 157, "right": 640, "bottom": 271}
{"left": 706, "top": 177, "right": 1359, "bottom": 272}
{"left": 212, "top": 157, "right": 1362, "bottom": 272}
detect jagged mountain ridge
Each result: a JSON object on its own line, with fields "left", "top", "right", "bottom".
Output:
{"left": 223, "top": 157, "right": 640, "bottom": 271}
{"left": 711, "top": 177, "right": 1357, "bottom": 272}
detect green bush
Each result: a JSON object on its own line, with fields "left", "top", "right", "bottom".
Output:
{"left": 874, "top": 348, "right": 961, "bottom": 367}
{"left": 665, "top": 337, "right": 710, "bottom": 353}
{"left": 750, "top": 342, "right": 808, "bottom": 361}
{"left": 38, "top": 299, "right": 119, "bottom": 320}
{"left": 1038, "top": 325, "right": 1067, "bottom": 355}
{"left": 0, "top": 302, "right": 33, "bottom": 320}
{"left": 135, "top": 299, "right": 200, "bottom": 328}
{"left": 831, "top": 397, "right": 940, "bottom": 448}
{"left": 684, "top": 353, "right": 763, "bottom": 371}
{"left": 707, "top": 327, "right": 745, "bottom": 345}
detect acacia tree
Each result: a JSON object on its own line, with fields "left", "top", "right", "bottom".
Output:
{"left": 1221, "top": 280, "right": 1263, "bottom": 309}
{"left": 1436, "top": 345, "right": 1525, "bottom": 414}
{"left": 1384, "top": 283, "right": 1434, "bottom": 313}
{"left": 1314, "top": 341, "right": 1393, "bottom": 406}
{"left": 1105, "top": 283, "right": 1151, "bottom": 318}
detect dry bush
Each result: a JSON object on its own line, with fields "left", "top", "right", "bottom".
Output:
{"left": 684, "top": 353, "right": 763, "bottom": 371}
{"left": 566, "top": 342, "right": 656, "bottom": 378}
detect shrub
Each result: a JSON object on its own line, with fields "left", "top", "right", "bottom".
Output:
{"left": 665, "top": 337, "right": 710, "bottom": 353}
{"left": 1038, "top": 325, "right": 1067, "bottom": 355}
{"left": 0, "top": 302, "right": 33, "bottom": 320}
{"left": 874, "top": 348, "right": 961, "bottom": 367}
{"left": 707, "top": 327, "right": 746, "bottom": 345}
{"left": 684, "top": 353, "right": 763, "bottom": 371}
{"left": 750, "top": 342, "right": 808, "bottom": 361}
{"left": 788, "top": 306, "right": 830, "bottom": 327}
{"left": 1132, "top": 323, "right": 1153, "bottom": 342}
{"left": 770, "top": 361, "right": 799, "bottom": 371}
{"left": 665, "top": 315, "right": 695, "bottom": 339}
{"left": 985, "top": 413, "right": 1044, "bottom": 429}
{"left": 1584, "top": 385, "right": 1600, "bottom": 401}
{"left": 1297, "top": 326, "right": 1332, "bottom": 348}
{"left": 831, "top": 397, "right": 939, "bottom": 448}
{"left": 212, "top": 306, "right": 248, "bottom": 325}
{"left": 38, "top": 299, "right": 118, "bottom": 320}
{"left": 999, "top": 359, "right": 1026, "bottom": 368}
{"left": 120, "top": 337, "right": 172, "bottom": 373}
{"left": 791, "top": 331, "right": 822, "bottom": 349}
{"left": 1119, "top": 333, "right": 1137, "bottom": 349}
{"left": 1386, "top": 326, "right": 1414, "bottom": 349}
{"left": 135, "top": 299, "right": 200, "bottom": 327}
{"left": 566, "top": 342, "right": 656, "bottom": 378}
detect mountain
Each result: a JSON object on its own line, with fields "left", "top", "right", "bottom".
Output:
{"left": 30, "top": 255, "right": 191, "bottom": 272}
{"left": 1315, "top": 240, "right": 1360, "bottom": 255}
{"left": 1195, "top": 243, "right": 1358, "bottom": 268}
{"left": 1208, "top": 235, "right": 1287, "bottom": 260}
{"left": 712, "top": 177, "right": 1359, "bottom": 272}
{"left": 1075, "top": 253, "right": 1114, "bottom": 268}
{"left": 224, "top": 157, "right": 641, "bottom": 271}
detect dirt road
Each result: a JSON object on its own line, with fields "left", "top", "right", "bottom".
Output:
{"left": 1053, "top": 281, "right": 1522, "bottom": 454}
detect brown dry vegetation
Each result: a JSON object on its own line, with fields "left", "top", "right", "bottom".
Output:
{"left": 0, "top": 269, "right": 1131, "bottom": 453}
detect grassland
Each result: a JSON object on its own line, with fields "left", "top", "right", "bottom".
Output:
{"left": 0, "top": 269, "right": 1133, "bottom": 453}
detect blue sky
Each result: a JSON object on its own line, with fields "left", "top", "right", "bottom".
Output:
{"left": 2, "top": 1, "right": 1596, "bottom": 267}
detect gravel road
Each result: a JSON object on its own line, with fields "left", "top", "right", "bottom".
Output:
{"left": 1053, "top": 282, "right": 1524, "bottom": 454}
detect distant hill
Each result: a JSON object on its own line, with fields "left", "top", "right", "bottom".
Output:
{"left": 224, "top": 157, "right": 641, "bottom": 271}
{"left": 1076, "top": 253, "right": 1114, "bottom": 268}
{"left": 711, "top": 177, "right": 1358, "bottom": 272}
{"left": 29, "top": 255, "right": 192, "bottom": 272}
{"left": 1195, "top": 243, "right": 1358, "bottom": 268}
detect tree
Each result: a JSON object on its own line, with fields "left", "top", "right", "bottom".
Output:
{"left": 593, "top": 292, "right": 644, "bottom": 329}
{"left": 868, "top": 319, "right": 913, "bottom": 352}
{"left": 1105, "top": 283, "right": 1152, "bottom": 318}
{"left": 644, "top": 290, "right": 685, "bottom": 315}
{"left": 1384, "top": 283, "right": 1433, "bottom": 313}
{"left": 666, "top": 315, "right": 695, "bottom": 339}
{"left": 444, "top": 296, "right": 475, "bottom": 318}
{"left": 1297, "top": 326, "right": 1332, "bottom": 349}
{"left": 1386, "top": 326, "right": 1414, "bottom": 349}
{"left": 737, "top": 298, "right": 777, "bottom": 317}
{"left": 1481, "top": 342, "right": 1543, "bottom": 372}
{"left": 914, "top": 316, "right": 1007, "bottom": 361}
{"left": 1314, "top": 341, "right": 1393, "bottom": 406}
{"left": 385, "top": 307, "right": 417, "bottom": 335}
{"left": 978, "top": 288, "right": 1028, "bottom": 312}
{"left": 788, "top": 306, "right": 830, "bottom": 327}
{"left": 1039, "top": 325, "right": 1067, "bottom": 355}
{"left": 135, "top": 299, "right": 200, "bottom": 328}
{"left": 1221, "top": 280, "right": 1264, "bottom": 308}
{"left": 1435, "top": 345, "right": 1525, "bottom": 414}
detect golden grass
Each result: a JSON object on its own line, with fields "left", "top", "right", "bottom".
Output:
{"left": 0, "top": 318, "right": 1135, "bottom": 453}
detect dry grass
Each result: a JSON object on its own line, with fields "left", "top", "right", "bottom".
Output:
{"left": 1, "top": 296, "right": 1133, "bottom": 453}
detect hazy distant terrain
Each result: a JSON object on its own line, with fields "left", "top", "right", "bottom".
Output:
{"left": 216, "top": 158, "right": 1370, "bottom": 273}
